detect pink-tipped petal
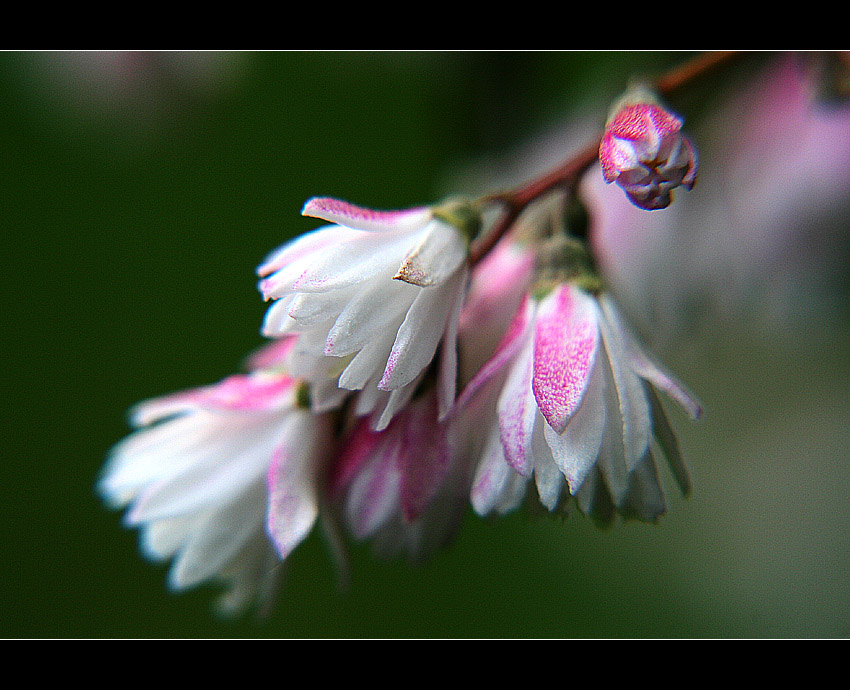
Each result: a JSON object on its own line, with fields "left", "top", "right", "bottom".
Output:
{"left": 532, "top": 285, "right": 600, "bottom": 434}
{"left": 302, "top": 197, "right": 431, "bottom": 234}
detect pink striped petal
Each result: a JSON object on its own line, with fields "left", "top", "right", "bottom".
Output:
{"left": 302, "top": 197, "right": 431, "bottom": 234}
{"left": 532, "top": 285, "right": 600, "bottom": 434}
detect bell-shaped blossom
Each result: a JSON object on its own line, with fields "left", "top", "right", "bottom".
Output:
{"left": 99, "top": 368, "right": 332, "bottom": 615}
{"left": 458, "top": 282, "right": 700, "bottom": 522}
{"left": 258, "top": 197, "right": 471, "bottom": 427}
{"left": 599, "top": 99, "right": 698, "bottom": 210}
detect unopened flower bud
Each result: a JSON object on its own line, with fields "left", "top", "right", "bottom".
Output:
{"left": 599, "top": 94, "right": 698, "bottom": 210}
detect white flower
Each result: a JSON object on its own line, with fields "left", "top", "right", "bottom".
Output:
{"left": 99, "top": 370, "right": 332, "bottom": 615}
{"left": 457, "top": 283, "right": 700, "bottom": 522}
{"left": 257, "top": 197, "right": 471, "bottom": 428}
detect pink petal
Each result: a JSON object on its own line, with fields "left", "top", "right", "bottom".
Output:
{"left": 456, "top": 294, "right": 533, "bottom": 412}
{"left": 532, "top": 285, "right": 600, "bottom": 434}
{"left": 397, "top": 396, "right": 449, "bottom": 522}
{"left": 328, "top": 419, "right": 385, "bottom": 499}
{"left": 302, "top": 197, "right": 431, "bottom": 233}
{"left": 497, "top": 336, "right": 536, "bottom": 477}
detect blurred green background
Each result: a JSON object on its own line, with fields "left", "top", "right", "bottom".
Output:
{"left": 3, "top": 51, "right": 849, "bottom": 638}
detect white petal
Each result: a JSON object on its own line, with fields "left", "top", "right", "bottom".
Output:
{"left": 543, "top": 352, "right": 607, "bottom": 494}
{"left": 266, "top": 412, "right": 330, "bottom": 559}
{"left": 287, "top": 286, "right": 356, "bottom": 327}
{"left": 532, "top": 413, "right": 564, "bottom": 511}
{"left": 257, "top": 224, "right": 361, "bottom": 278}
{"left": 437, "top": 264, "right": 468, "bottom": 420}
{"left": 338, "top": 328, "right": 399, "bottom": 390}
{"left": 595, "top": 349, "right": 630, "bottom": 506}
{"left": 470, "top": 420, "right": 512, "bottom": 516}
{"left": 597, "top": 300, "right": 651, "bottom": 472}
{"left": 599, "top": 294, "right": 701, "bottom": 419}
{"left": 169, "top": 481, "right": 267, "bottom": 589}
{"left": 394, "top": 219, "right": 467, "bottom": 287}
{"left": 324, "top": 277, "right": 415, "bottom": 357}
{"left": 372, "top": 373, "right": 423, "bottom": 431}
{"left": 378, "top": 267, "right": 465, "bottom": 391}
{"left": 126, "top": 414, "right": 280, "bottom": 524}
{"left": 291, "top": 231, "right": 414, "bottom": 294}
{"left": 621, "top": 451, "right": 667, "bottom": 522}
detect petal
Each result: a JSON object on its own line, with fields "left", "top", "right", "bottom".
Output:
{"left": 291, "top": 231, "right": 414, "bottom": 294}
{"left": 344, "top": 428, "right": 403, "bottom": 540}
{"left": 647, "top": 386, "right": 693, "bottom": 496}
{"left": 394, "top": 219, "right": 467, "bottom": 288}
{"left": 328, "top": 418, "right": 385, "bottom": 498}
{"left": 436, "top": 264, "right": 468, "bottom": 420}
{"left": 338, "top": 328, "right": 399, "bottom": 391}
{"left": 372, "top": 372, "right": 423, "bottom": 431}
{"left": 544, "top": 353, "right": 607, "bottom": 494}
{"left": 324, "top": 277, "right": 416, "bottom": 357}
{"left": 257, "top": 224, "right": 360, "bottom": 279}
{"left": 456, "top": 294, "right": 533, "bottom": 412}
{"left": 594, "top": 348, "right": 630, "bottom": 506}
{"left": 302, "top": 196, "right": 432, "bottom": 234}
{"left": 127, "top": 413, "right": 279, "bottom": 525}
{"left": 169, "top": 482, "right": 266, "bottom": 589}
{"left": 620, "top": 451, "right": 667, "bottom": 522}
{"left": 599, "top": 294, "right": 702, "bottom": 420}
{"left": 470, "top": 420, "right": 512, "bottom": 516}
{"left": 379, "top": 267, "right": 465, "bottom": 391}
{"left": 497, "top": 335, "right": 537, "bottom": 477}
{"left": 597, "top": 298, "right": 651, "bottom": 472}
{"left": 532, "top": 285, "right": 600, "bottom": 434}
{"left": 266, "top": 412, "right": 330, "bottom": 559}
{"left": 397, "top": 396, "right": 449, "bottom": 522}
{"left": 532, "top": 413, "right": 564, "bottom": 511}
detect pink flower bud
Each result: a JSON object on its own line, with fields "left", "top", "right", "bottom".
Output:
{"left": 599, "top": 101, "right": 698, "bottom": 210}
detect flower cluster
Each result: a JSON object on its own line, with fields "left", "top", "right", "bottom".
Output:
{"left": 100, "top": 85, "right": 703, "bottom": 615}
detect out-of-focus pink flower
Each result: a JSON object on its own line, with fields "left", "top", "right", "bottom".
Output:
{"left": 99, "top": 369, "right": 333, "bottom": 615}
{"left": 329, "top": 390, "right": 472, "bottom": 563}
{"left": 457, "top": 283, "right": 699, "bottom": 521}
{"left": 599, "top": 99, "right": 698, "bottom": 210}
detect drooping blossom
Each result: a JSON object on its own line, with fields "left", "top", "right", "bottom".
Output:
{"left": 458, "top": 281, "right": 700, "bottom": 522}
{"left": 328, "top": 390, "right": 474, "bottom": 563}
{"left": 99, "top": 366, "right": 333, "bottom": 615}
{"left": 258, "top": 197, "right": 472, "bottom": 428}
{"left": 599, "top": 92, "right": 698, "bottom": 211}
